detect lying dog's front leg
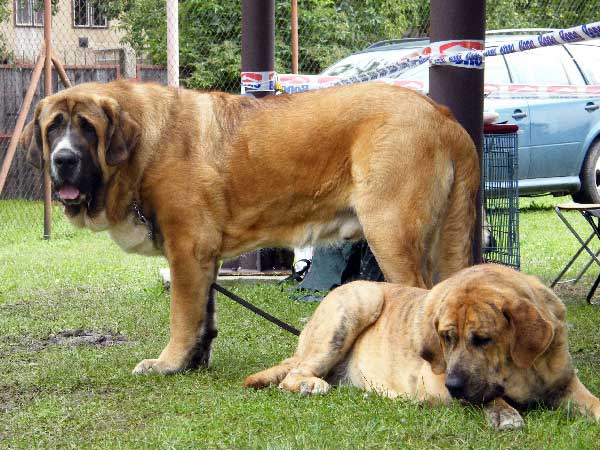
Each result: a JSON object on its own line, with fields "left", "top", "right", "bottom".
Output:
{"left": 563, "top": 376, "right": 600, "bottom": 422}
{"left": 484, "top": 398, "right": 524, "bottom": 430}
{"left": 133, "top": 237, "right": 219, "bottom": 375}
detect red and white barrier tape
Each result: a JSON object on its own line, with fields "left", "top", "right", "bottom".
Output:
{"left": 243, "top": 20, "right": 600, "bottom": 94}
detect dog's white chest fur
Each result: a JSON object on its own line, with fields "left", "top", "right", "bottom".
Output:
{"left": 69, "top": 208, "right": 160, "bottom": 256}
{"left": 108, "top": 214, "right": 160, "bottom": 255}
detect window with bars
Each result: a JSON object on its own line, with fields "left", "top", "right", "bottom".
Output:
{"left": 14, "top": 0, "right": 44, "bottom": 27}
{"left": 73, "top": 0, "right": 107, "bottom": 28}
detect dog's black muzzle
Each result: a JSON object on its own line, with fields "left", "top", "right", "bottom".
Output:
{"left": 445, "top": 370, "right": 504, "bottom": 404}
{"left": 52, "top": 149, "right": 81, "bottom": 181}
{"left": 51, "top": 148, "right": 91, "bottom": 206}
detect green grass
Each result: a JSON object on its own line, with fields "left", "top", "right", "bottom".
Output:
{"left": 2, "top": 198, "right": 600, "bottom": 449}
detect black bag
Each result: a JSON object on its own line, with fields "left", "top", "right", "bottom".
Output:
{"left": 290, "top": 240, "right": 383, "bottom": 302}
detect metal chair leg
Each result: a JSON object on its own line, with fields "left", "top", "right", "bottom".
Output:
{"left": 574, "top": 247, "right": 600, "bottom": 284}
{"left": 555, "top": 208, "right": 600, "bottom": 265}
{"left": 586, "top": 272, "right": 600, "bottom": 304}
{"left": 551, "top": 230, "right": 596, "bottom": 287}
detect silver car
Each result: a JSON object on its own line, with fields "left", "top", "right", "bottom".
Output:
{"left": 321, "top": 31, "right": 600, "bottom": 201}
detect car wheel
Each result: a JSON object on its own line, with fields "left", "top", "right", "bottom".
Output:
{"left": 573, "top": 140, "right": 600, "bottom": 204}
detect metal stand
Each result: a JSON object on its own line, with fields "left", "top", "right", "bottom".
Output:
{"left": 0, "top": 0, "right": 72, "bottom": 239}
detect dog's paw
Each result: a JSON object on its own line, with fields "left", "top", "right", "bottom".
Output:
{"left": 485, "top": 402, "right": 524, "bottom": 430}
{"left": 299, "top": 378, "right": 331, "bottom": 395}
{"left": 132, "top": 358, "right": 185, "bottom": 375}
{"left": 280, "top": 375, "right": 331, "bottom": 395}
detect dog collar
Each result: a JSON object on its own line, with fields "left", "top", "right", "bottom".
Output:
{"left": 132, "top": 200, "right": 155, "bottom": 241}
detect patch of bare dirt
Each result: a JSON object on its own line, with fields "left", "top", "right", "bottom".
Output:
{"left": 553, "top": 281, "right": 600, "bottom": 303}
{"left": 45, "top": 329, "right": 129, "bottom": 347}
{"left": 4, "top": 329, "right": 131, "bottom": 355}
{"left": 0, "top": 386, "right": 40, "bottom": 413}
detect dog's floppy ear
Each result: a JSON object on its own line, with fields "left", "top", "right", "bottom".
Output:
{"left": 420, "top": 316, "right": 446, "bottom": 375}
{"left": 20, "top": 105, "right": 44, "bottom": 170}
{"left": 503, "top": 300, "right": 554, "bottom": 369}
{"left": 100, "top": 99, "right": 140, "bottom": 166}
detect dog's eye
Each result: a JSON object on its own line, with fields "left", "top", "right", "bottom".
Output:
{"left": 471, "top": 335, "right": 492, "bottom": 347}
{"left": 47, "top": 115, "right": 63, "bottom": 132}
{"left": 441, "top": 331, "right": 455, "bottom": 346}
{"left": 79, "top": 117, "right": 96, "bottom": 136}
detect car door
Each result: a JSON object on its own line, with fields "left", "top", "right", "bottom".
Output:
{"left": 483, "top": 52, "right": 531, "bottom": 178}
{"left": 505, "top": 46, "right": 593, "bottom": 180}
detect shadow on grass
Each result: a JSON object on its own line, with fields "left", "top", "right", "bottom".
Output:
{"left": 519, "top": 195, "right": 569, "bottom": 212}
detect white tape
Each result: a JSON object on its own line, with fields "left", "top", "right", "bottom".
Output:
{"left": 433, "top": 20, "right": 600, "bottom": 67}
{"left": 427, "top": 39, "right": 485, "bottom": 69}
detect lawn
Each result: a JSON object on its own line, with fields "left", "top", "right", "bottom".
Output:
{"left": 1, "top": 197, "right": 600, "bottom": 449}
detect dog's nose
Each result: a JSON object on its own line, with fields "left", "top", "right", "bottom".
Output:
{"left": 53, "top": 149, "right": 80, "bottom": 171}
{"left": 445, "top": 373, "right": 466, "bottom": 398}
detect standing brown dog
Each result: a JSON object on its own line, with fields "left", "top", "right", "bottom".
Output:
{"left": 245, "top": 264, "right": 600, "bottom": 429}
{"left": 19, "top": 80, "right": 479, "bottom": 374}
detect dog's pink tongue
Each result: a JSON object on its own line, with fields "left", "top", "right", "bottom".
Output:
{"left": 58, "top": 185, "right": 80, "bottom": 200}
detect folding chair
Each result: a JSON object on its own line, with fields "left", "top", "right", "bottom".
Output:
{"left": 551, "top": 202, "right": 600, "bottom": 304}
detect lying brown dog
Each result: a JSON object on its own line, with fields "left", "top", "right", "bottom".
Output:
{"left": 19, "top": 80, "right": 479, "bottom": 375}
{"left": 245, "top": 264, "right": 600, "bottom": 429}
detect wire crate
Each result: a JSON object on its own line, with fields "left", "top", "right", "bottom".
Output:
{"left": 482, "top": 123, "right": 520, "bottom": 269}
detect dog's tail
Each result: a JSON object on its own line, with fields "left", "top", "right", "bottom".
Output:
{"left": 436, "top": 119, "right": 480, "bottom": 280}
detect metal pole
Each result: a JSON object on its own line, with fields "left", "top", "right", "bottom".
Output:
{"left": 241, "top": 0, "right": 275, "bottom": 98}
{"left": 43, "top": 0, "right": 53, "bottom": 239}
{"left": 291, "top": 0, "right": 299, "bottom": 74}
{"left": 429, "top": 0, "right": 485, "bottom": 264}
{"left": 166, "top": 0, "right": 179, "bottom": 87}
{"left": 51, "top": 50, "right": 72, "bottom": 88}
{"left": 0, "top": 53, "right": 45, "bottom": 195}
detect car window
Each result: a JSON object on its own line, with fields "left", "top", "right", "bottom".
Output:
{"left": 320, "top": 49, "right": 421, "bottom": 77}
{"left": 484, "top": 53, "right": 510, "bottom": 83}
{"left": 391, "top": 51, "right": 511, "bottom": 84}
{"left": 504, "top": 45, "right": 585, "bottom": 85}
{"left": 391, "top": 63, "right": 428, "bottom": 81}
{"left": 566, "top": 43, "right": 600, "bottom": 85}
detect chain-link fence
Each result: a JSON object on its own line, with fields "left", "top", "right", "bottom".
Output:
{"left": 1, "top": 0, "right": 598, "bottom": 241}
